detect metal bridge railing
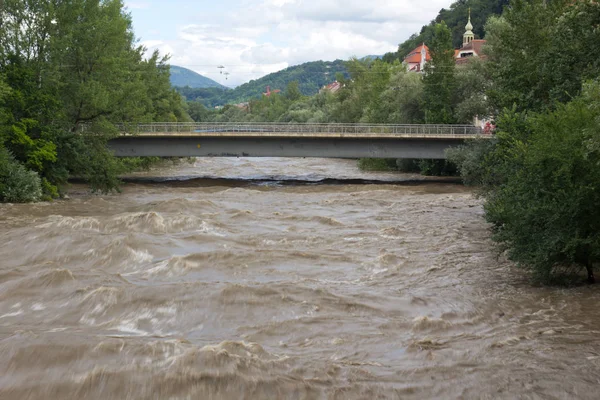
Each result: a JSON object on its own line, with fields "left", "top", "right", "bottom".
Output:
{"left": 110, "top": 122, "right": 484, "bottom": 136}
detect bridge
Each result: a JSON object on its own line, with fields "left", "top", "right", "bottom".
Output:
{"left": 107, "top": 123, "right": 488, "bottom": 159}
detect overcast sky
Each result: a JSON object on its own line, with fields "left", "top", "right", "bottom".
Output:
{"left": 125, "top": 0, "right": 451, "bottom": 87}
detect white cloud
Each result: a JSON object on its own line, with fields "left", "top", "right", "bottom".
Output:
{"left": 139, "top": 0, "right": 452, "bottom": 87}
{"left": 289, "top": 0, "right": 444, "bottom": 22}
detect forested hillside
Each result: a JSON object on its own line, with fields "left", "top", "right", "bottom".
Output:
{"left": 176, "top": 60, "right": 348, "bottom": 107}
{"left": 170, "top": 66, "right": 226, "bottom": 89}
{"left": 382, "top": 0, "right": 509, "bottom": 62}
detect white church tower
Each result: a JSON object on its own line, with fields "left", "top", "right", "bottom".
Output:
{"left": 463, "top": 8, "right": 475, "bottom": 47}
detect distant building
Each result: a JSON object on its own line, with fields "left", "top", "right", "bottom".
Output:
{"left": 455, "top": 9, "right": 487, "bottom": 65}
{"left": 403, "top": 43, "right": 430, "bottom": 72}
{"left": 320, "top": 80, "right": 343, "bottom": 94}
{"left": 404, "top": 9, "right": 486, "bottom": 71}
{"left": 263, "top": 86, "right": 281, "bottom": 97}
{"left": 233, "top": 102, "right": 249, "bottom": 111}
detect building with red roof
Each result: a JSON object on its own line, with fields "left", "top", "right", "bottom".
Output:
{"left": 455, "top": 10, "right": 487, "bottom": 65}
{"left": 320, "top": 80, "right": 343, "bottom": 94}
{"left": 403, "top": 43, "right": 430, "bottom": 72}
{"left": 404, "top": 10, "right": 486, "bottom": 71}
{"left": 455, "top": 39, "right": 487, "bottom": 65}
{"left": 263, "top": 86, "right": 281, "bottom": 97}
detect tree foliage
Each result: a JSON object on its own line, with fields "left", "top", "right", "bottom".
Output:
{"left": 485, "top": 0, "right": 600, "bottom": 113}
{"left": 441, "top": 0, "right": 600, "bottom": 284}
{"left": 454, "top": 59, "right": 490, "bottom": 123}
{"left": 0, "top": 146, "right": 42, "bottom": 203}
{"left": 482, "top": 83, "right": 600, "bottom": 283}
{"left": 423, "top": 22, "right": 457, "bottom": 124}
{"left": 0, "top": 0, "right": 190, "bottom": 200}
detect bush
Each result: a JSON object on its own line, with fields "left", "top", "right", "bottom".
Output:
{"left": 453, "top": 82, "right": 600, "bottom": 284}
{"left": 416, "top": 159, "right": 458, "bottom": 176}
{"left": 358, "top": 157, "right": 459, "bottom": 176}
{"left": 0, "top": 147, "right": 42, "bottom": 203}
{"left": 395, "top": 159, "right": 421, "bottom": 173}
{"left": 357, "top": 158, "right": 398, "bottom": 171}
{"left": 446, "top": 138, "right": 498, "bottom": 187}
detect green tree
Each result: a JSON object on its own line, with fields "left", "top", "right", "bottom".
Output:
{"left": 454, "top": 59, "right": 490, "bottom": 124}
{"left": 329, "top": 58, "right": 391, "bottom": 123}
{"left": 187, "top": 101, "right": 210, "bottom": 122}
{"left": 423, "top": 22, "right": 457, "bottom": 124}
{"left": 485, "top": 0, "right": 600, "bottom": 113}
{"left": 484, "top": 82, "right": 600, "bottom": 283}
{"left": 0, "top": 147, "right": 42, "bottom": 203}
{"left": 0, "top": 0, "right": 190, "bottom": 198}
{"left": 285, "top": 81, "right": 302, "bottom": 102}
{"left": 374, "top": 64, "right": 424, "bottom": 124}
{"left": 138, "top": 51, "right": 191, "bottom": 123}
{"left": 359, "top": 60, "right": 394, "bottom": 123}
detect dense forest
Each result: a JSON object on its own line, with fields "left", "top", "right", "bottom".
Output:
{"left": 0, "top": 0, "right": 190, "bottom": 201}
{"left": 176, "top": 60, "right": 349, "bottom": 108}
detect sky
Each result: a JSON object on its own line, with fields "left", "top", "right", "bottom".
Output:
{"left": 125, "top": 0, "right": 451, "bottom": 87}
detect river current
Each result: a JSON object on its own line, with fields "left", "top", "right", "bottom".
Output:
{"left": 0, "top": 158, "right": 598, "bottom": 399}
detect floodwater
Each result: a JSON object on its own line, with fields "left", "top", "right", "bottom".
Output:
{"left": 0, "top": 158, "right": 598, "bottom": 399}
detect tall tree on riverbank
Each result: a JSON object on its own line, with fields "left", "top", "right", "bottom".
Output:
{"left": 449, "top": 0, "right": 600, "bottom": 284}
{"left": 483, "top": 82, "right": 600, "bottom": 283}
{"left": 0, "top": 0, "right": 189, "bottom": 198}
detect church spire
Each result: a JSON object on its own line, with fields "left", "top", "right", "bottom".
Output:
{"left": 463, "top": 8, "right": 475, "bottom": 47}
{"left": 465, "top": 8, "right": 473, "bottom": 31}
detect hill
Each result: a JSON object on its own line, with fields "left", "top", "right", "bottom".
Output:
{"left": 382, "top": 0, "right": 510, "bottom": 62}
{"left": 169, "top": 65, "right": 227, "bottom": 89}
{"left": 361, "top": 55, "right": 382, "bottom": 61}
{"left": 176, "top": 60, "right": 348, "bottom": 107}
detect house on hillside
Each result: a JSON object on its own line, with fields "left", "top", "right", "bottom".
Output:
{"left": 403, "top": 43, "right": 430, "bottom": 72}
{"left": 233, "top": 102, "right": 249, "bottom": 111}
{"left": 263, "top": 86, "right": 281, "bottom": 97}
{"left": 404, "top": 10, "right": 486, "bottom": 71}
{"left": 320, "top": 81, "right": 343, "bottom": 94}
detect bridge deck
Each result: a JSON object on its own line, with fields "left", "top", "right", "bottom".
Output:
{"left": 106, "top": 123, "right": 491, "bottom": 159}
{"left": 129, "top": 132, "right": 486, "bottom": 140}
{"left": 109, "top": 123, "right": 485, "bottom": 137}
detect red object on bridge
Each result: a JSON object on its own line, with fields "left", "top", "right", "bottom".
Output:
{"left": 484, "top": 121, "right": 496, "bottom": 134}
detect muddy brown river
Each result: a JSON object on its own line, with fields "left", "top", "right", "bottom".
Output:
{"left": 0, "top": 158, "right": 598, "bottom": 399}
